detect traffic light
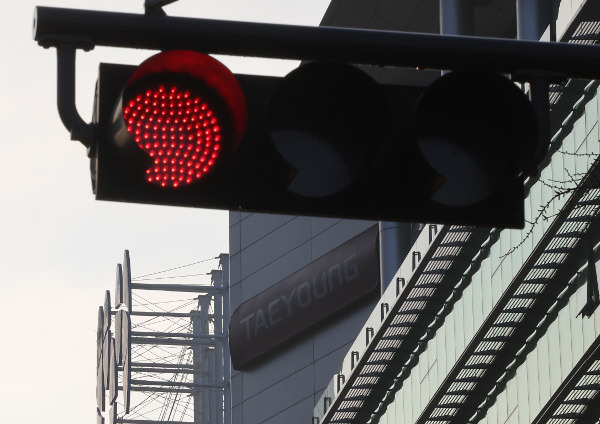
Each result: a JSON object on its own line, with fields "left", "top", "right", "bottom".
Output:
{"left": 91, "top": 49, "right": 537, "bottom": 228}
{"left": 35, "top": 6, "right": 600, "bottom": 228}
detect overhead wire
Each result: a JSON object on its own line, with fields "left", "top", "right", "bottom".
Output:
{"left": 111, "top": 253, "right": 222, "bottom": 422}
{"left": 132, "top": 256, "right": 219, "bottom": 280}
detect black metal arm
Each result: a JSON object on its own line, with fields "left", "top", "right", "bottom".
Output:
{"left": 34, "top": 6, "right": 600, "bottom": 80}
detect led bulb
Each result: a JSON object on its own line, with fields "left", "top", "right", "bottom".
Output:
{"left": 123, "top": 83, "right": 223, "bottom": 188}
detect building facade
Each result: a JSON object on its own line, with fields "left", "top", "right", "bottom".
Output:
{"left": 314, "top": 1, "right": 600, "bottom": 423}
{"left": 229, "top": 1, "right": 600, "bottom": 424}
{"left": 228, "top": 215, "right": 381, "bottom": 424}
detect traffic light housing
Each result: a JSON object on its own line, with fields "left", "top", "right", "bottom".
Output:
{"left": 36, "top": 6, "right": 600, "bottom": 228}
{"left": 91, "top": 50, "right": 536, "bottom": 228}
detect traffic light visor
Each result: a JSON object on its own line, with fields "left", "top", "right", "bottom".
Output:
{"left": 119, "top": 50, "right": 247, "bottom": 188}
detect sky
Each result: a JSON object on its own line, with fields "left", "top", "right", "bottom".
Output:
{"left": 0, "top": 0, "right": 329, "bottom": 422}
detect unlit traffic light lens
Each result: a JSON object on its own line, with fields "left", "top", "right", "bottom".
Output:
{"left": 413, "top": 70, "right": 537, "bottom": 206}
{"left": 268, "top": 62, "right": 390, "bottom": 198}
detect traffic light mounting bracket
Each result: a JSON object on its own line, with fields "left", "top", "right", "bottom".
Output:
{"left": 32, "top": 6, "right": 600, "bottom": 226}
{"left": 37, "top": 36, "right": 95, "bottom": 149}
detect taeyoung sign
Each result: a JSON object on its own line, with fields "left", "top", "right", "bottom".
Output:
{"left": 229, "top": 226, "right": 379, "bottom": 370}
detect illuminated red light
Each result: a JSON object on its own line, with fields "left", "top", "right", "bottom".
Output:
{"left": 123, "top": 82, "right": 224, "bottom": 188}
{"left": 122, "top": 50, "right": 247, "bottom": 189}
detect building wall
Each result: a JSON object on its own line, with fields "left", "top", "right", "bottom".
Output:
{"left": 371, "top": 11, "right": 600, "bottom": 423}
{"left": 376, "top": 257, "right": 600, "bottom": 424}
{"left": 229, "top": 2, "right": 600, "bottom": 423}
{"left": 481, "top": 275, "right": 600, "bottom": 424}
{"left": 229, "top": 213, "right": 378, "bottom": 424}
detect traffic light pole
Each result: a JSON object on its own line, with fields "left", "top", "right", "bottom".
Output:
{"left": 34, "top": 6, "right": 600, "bottom": 81}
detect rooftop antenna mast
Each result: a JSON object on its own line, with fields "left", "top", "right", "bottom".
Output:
{"left": 96, "top": 251, "right": 231, "bottom": 424}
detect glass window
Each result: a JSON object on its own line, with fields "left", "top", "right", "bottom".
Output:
{"left": 585, "top": 137, "right": 595, "bottom": 171}
{"left": 522, "top": 196, "right": 535, "bottom": 259}
{"left": 506, "top": 375, "right": 518, "bottom": 424}
{"left": 454, "top": 296, "right": 465, "bottom": 358}
{"left": 403, "top": 369, "right": 413, "bottom": 424}
{"left": 507, "top": 406, "right": 520, "bottom": 424}
{"left": 436, "top": 317, "right": 447, "bottom": 384}
{"left": 575, "top": 270, "right": 587, "bottom": 325}
{"left": 486, "top": 397, "right": 498, "bottom": 424}
{"left": 419, "top": 356, "right": 429, "bottom": 410}
{"left": 595, "top": 256, "right": 600, "bottom": 334}
{"left": 526, "top": 350, "right": 541, "bottom": 422}
{"left": 496, "top": 390, "right": 508, "bottom": 424}
{"left": 584, "top": 90, "right": 598, "bottom": 138}
{"left": 463, "top": 284, "right": 474, "bottom": 344}
{"left": 596, "top": 84, "right": 600, "bottom": 124}
{"left": 540, "top": 165, "right": 553, "bottom": 233}
{"left": 394, "top": 382, "right": 403, "bottom": 424}
{"left": 547, "top": 320, "right": 562, "bottom": 393}
{"left": 575, "top": 139, "right": 590, "bottom": 178}
{"left": 384, "top": 393, "right": 394, "bottom": 423}
{"left": 500, "top": 230, "right": 512, "bottom": 290}
{"left": 445, "top": 308, "right": 456, "bottom": 374}
{"left": 481, "top": 258, "right": 494, "bottom": 320}
{"left": 570, "top": 283, "right": 585, "bottom": 364}
{"left": 419, "top": 343, "right": 429, "bottom": 386}
{"left": 550, "top": 153, "right": 567, "bottom": 213}
{"left": 516, "top": 363, "right": 529, "bottom": 424}
{"left": 586, "top": 122, "right": 600, "bottom": 159}
{"left": 558, "top": 304, "right": 573, "bottom": 384}
{"left": 536, "top": 331, "right": 551, "bottom": 406}
{"left": 530, "top": 182, "right": 544, "bottom": 247}
{"left": 562, "top": 133, "right": 576, "bottom": 191}
{"left": 573, "top": 111, "right": 587, "bottom": 151}
{"left": 491, "top": 258, "right": 503, "bottom": 309}
{"left": 472, "top": 270, "right": 484, "bottom": 329}
{"left": 411, "top": 368, "right": 421, "bottom": 422}
{"left": 510, "top": 229, "right": 523, "bottom": 279}
{"left": 428, "top": 338, "right": 438, "bottom": 400}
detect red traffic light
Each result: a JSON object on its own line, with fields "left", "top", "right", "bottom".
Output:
{"left": 116, "top": 50, "right": 247, "bottom": 188}
{"left": 93, "top": 56, "right": 534, "bottom": 227}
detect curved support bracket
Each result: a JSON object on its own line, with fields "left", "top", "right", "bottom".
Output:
{"left": 55, "top": 43, "right": 95, "bottom": 148}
